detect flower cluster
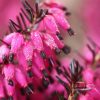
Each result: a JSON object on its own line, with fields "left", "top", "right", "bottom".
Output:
{"left": 0, "top": 0, "right": 74, "bottom": 100}
{"left": 0, "top": 0, "right": 98, "bottom": 100}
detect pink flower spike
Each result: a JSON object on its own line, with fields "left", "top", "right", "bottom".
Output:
{"left": 15, "top": 67, "right": 28, "bottom": 87}
{"left": 10, "top": 33, "right": 24, "bottom": 54}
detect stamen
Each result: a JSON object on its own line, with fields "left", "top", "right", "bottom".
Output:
{"left": 40, "top": 51, "right": 46, "bottom": 59}
{"left": 67, "top": 28, "right": 75, "bottom": 36}
{"left": 9, "top": 53, "right": 14, "bottom": 63}
{"left": 54, "top": 48, "right": 61, "bottom": 55}
{"left": 56, "top": 66, "right": 63, "bottom": 75}
{"left": 42, "top": 69, "right": 48, "bottom": 78}
{"left": 2, "top": 55, "right": 9, "bottom": 64}
{"left": 25, "top": 85, "right": 33, "bottom": 95}
{"left": 62, "top": 45, "right": 71, "bottom": 55}
{"left": 8, "top": 79, "right": 14, "bottom": 86}
{"left": 42, "top": 77, "right": 49, "bottom": 89}
{"left": 27, "top": 70, "right": 33, "bottom": 78}
{"left": 56, "top": 32, "right": 63, "bottom": 40}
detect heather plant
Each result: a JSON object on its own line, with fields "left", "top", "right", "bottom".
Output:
{"left": 0, "top": 0, "right": 99, "bottom": 100}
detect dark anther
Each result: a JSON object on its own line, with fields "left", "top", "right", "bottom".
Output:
{"left": 8, "top": 80, "right": 14, "bottom": 86}
{"left": 42, "top": 78, "right": 49, "bottom": 89}
{"left": 8, "top": 96, "right": 13, "bottom": 100}
{"left": 56, "top": 67, "right": 63, "bottom": 75}
{"left": 47, "top": 66, "right": 53, "bottom": 72}
{"left": 40, "top": 51, "right": 46, "bottom": 59}
{"left": 20, "top": 88, "right": 25, "bottom": 95}
{"left": 27, "top": 70, "right": 33, "bottom": 78}
{"left": 54, "top": 48, "right": 61, "bottom": 55}
{"left": 56, "top": 32, "right": 63, "bottom": 40}
{"left": 56, "top": 60, "right": 61, "bottom": 66}
{"left": 28, "top": 83, "right": 34, "bottom": 92}
{"left": 67, "top": 28, "right": 75, "bottom": 36}
{"left": 25, "top": 85, "right": 33, "bottom": 95}
{"left": 27, "top": 60, "right": 32, "bottom": 67}
{"left": 42, "top": 69, "right": 48, "bottom": 78}
{"left": 48, "top": 57, "right": 55, "bottom": 67}
{"left": 65, "top": 12, "right": 71, "bottom": 16}
{"left": 62, "top": 45, "right": 71, "bottom": 55}
{"left": 2, "top": 55, "right": 8, "bottom": 64}
{"left": 37, "top": 86, "right": 44, "bottom": 92}
{"left": 9, "top": 53, "right": 14, "bottom": 63}
{"left": 62, "top": 7, "right": 67, "bottom": 11}
{"left": 1, "top": 97, "right": 7, "bottom": 100}
{"left": 48, "top": 76, "right": 54, "bottom": 84}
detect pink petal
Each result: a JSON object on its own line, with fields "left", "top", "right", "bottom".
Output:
{"left": 15, "top": 67, "right": 27, "bottom": 87}
{"left": 31, "top": 31, "right": 44, "bottom": 52}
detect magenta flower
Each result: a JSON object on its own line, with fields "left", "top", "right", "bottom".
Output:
{"left": 0, "top": 0, "right": 97, "bottom": 100}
